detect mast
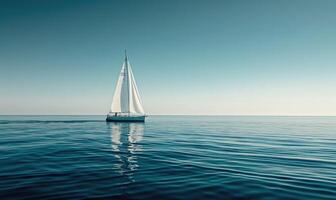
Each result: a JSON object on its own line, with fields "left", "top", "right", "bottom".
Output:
{"left": 125, "top": 49, "right": 130, "bottom": 116}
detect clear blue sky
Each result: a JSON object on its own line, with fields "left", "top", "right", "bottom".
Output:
{"left": 1, "top": 0, "right": 335, "bottom": 115}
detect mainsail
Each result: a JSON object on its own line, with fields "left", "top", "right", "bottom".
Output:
{"left": 110, "top": 53, "right": 145, "bottom": 115}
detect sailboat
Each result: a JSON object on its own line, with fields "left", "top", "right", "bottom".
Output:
{"left": 106, "top": 51, "right": 146, "bottom": 122}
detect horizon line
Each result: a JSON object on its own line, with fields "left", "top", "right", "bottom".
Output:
{"left": 0, "top": 114, "right": 335, "bottom": 117}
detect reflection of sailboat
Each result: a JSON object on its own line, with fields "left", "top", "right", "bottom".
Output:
{"left": 108, "top": 122, "right": 144, "bottom": 181}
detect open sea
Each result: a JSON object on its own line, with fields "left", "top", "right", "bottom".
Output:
{"left": 0, "top": 115, "right": 335, "bottom": 200}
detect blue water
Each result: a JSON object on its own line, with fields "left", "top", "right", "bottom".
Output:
{"left": 0, "top": 116, "right": 335, "bottom": 200}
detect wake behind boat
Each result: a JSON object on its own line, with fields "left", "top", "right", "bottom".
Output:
{"left": 106, "top": 51, "right": 146, "bottom": 122}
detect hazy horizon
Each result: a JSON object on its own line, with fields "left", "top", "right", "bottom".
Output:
{"left": 1, "top": 114, "right": 336, "bottom": 117}
{"left": 1, "top": 0, "right": 336, "bottom": 115}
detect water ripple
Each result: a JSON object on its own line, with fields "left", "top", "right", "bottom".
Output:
{"left": 0, "top": 116, "right": 336, "bottom": 199}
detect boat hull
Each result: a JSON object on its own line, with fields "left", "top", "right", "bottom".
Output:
{"left": 106, "top": 115, "right": 146, "bottom": 122}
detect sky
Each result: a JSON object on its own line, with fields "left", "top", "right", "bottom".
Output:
{"left": 0, "top": 0, "right": 336, "bottom": 115}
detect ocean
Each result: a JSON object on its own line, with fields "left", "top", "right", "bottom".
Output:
{"left": 0, "top": 115, "right": 335, "bottom": 200}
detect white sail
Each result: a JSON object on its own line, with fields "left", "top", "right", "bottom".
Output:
{"left": 110, "top": 61, "right": 130, "bottom": 113}
{"left": 128, "top": 63, "right": 145, "bottom": 114}
{"left": 110, "top": 54, "right": 145, "bottom": 115}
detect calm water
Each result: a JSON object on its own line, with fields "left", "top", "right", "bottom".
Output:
{"left": 0, "top": 116, "right": 335, "bottom": 200}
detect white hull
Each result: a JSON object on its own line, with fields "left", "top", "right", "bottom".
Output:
{"left": 106, "top": 115, "right": 145, "bottom": 122}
